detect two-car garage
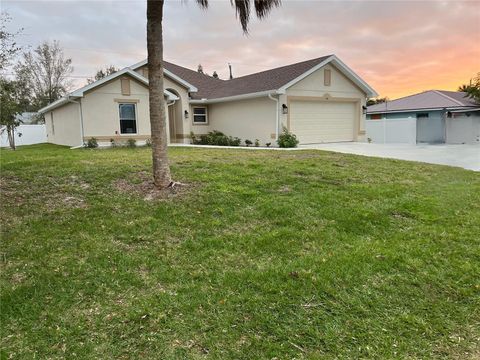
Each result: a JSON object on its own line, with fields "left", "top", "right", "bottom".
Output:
{"left": 289, "top": 100, "right": 358, "bottom": 144}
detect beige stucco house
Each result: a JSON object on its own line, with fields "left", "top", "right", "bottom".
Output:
{"left": 39, "top": 54, "right": 377, "bottom": 147}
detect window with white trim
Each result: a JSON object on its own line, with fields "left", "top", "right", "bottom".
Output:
{"left": 119, "top": 103, "right": 137, "bottom": 134}
{"left": 193, "top": 107, "right": 208, "bottom": 124}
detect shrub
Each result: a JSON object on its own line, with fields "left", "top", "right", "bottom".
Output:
{"left": 86, "top": 137, "right": 98, "bottom": 148}
{"left": 126, "top": 138, "right": 137, "bottom": 148}
{"left": 190, "top": 131, "right": 199, "bottom": 144}
{"left": 254, "top": 139, "right": 260, "bottom": 147}
{"left": 245, "top": 139, "right": 252, "bottom": 147}
{"left": 277, "top": 127, "right": 299, "bottom": 148}
{"left": 229, "top": 137, "right": 241, "bottom": 146}
{"left": 196, "top": 130, "right": 242, "bottom": 146}
{"left": 266, "top": 142, "right": 271, "bottom": 148}
{"left": 145, "top": 138, "right": 152, "bottom": 147}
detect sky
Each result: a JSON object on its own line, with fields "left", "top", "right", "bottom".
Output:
{"left": 2, "top": 0, "right": 480, "bottom": 99}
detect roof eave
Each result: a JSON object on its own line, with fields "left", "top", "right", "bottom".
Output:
{"left": 38, "top": 68, "right": 177, "bottom": 113}
{"left": 189, "top": 90, "right": 278, "bottom": 104}
{"left": 129, "top": 59, "right": 198, "bottom": 93}
{"left": 276, "top": 55, "right": 378, "bottom": 98}
{"left": 366, "top": 106, "right": 479, "bottom": 114}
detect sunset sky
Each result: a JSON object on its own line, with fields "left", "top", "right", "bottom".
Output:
{"left": 3, "top": 0, "right": 480, "bottom": 99}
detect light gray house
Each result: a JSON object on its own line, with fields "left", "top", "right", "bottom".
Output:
{"left": 366, "top": 90, "right": 480, "bottom": 144}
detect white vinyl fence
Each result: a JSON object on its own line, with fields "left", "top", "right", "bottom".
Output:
{"left": 366, "top": 118, "right": 417, "bottom": 144}
{"left": 0, "top": 124, "right": 47, "bottom": 147}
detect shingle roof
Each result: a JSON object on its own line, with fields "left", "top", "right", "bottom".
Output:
{"left": 367, "top": 90, "right": 479, "bottom": 113}
{"left": 163, "top": 61, "right": 223, "bottom": 99}
{"left": 164, "top": 56, "right": 332, "bottom": 100}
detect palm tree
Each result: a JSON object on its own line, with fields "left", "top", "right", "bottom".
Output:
{"left": 146, "top": 0, "right": 281, "bottom": 189}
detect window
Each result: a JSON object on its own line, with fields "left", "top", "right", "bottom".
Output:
{"left": 417, "top": 113, "right": 429, "bottom": 119}
{"left": 193, "top": 107, "right": 208, "bottom": 124}
{"left": 370, "top": 114, "right": 382, "bottom": 120}
{"left": 119, "top": 103, "right": 137, "bottom": 134}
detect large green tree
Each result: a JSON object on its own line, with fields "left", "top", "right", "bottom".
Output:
{"left": 146, "top": 0, "right": 281, "bottom": 189}
{"left": 0, "top": 12, "right": 23, "bottom": 70}
{"left": 15, "top": 41, "right": 74, "bottom": 109}
{"left": 0, "top": 78, "right": 29, "bottom": 149}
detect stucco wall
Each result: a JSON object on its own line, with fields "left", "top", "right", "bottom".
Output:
{"left": 81, "top": 77, "right": 151, "bottom": 143}
{"left": 281, "top": 64, "right": 367, "bottom": 141}
{"left": 45, "top": 102, "right": 81, "bottom": 147}
{"left": 163, "top": 76, "right": 190, "bottom": 142}
{"left": 206, "top": 97, "right": 277, "bottom": 146}
{"left": 136, "top": 65, "right": 191, "bottom": 142}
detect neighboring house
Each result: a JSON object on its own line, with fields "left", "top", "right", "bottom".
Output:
{"left": 39, "top": 54, "right": 377, "bottom": 147}
{"left": 366, "top": 90, "right": 480, "bottom": 144}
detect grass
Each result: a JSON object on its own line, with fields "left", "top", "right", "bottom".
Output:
{"left": 1, "top": 144, "right": 479, "bottom": 359}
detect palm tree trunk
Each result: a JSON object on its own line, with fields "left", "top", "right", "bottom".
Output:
{"left": 147, "top": 0, "right": 172, "bottom": 188}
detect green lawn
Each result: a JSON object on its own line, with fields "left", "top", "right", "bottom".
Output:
{"left": 1, "top": 144, "right": 479, "bottom": 359}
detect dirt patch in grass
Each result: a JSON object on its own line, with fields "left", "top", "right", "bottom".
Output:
{"left": 113, "top": 171, "right": 193, "bottom": 201}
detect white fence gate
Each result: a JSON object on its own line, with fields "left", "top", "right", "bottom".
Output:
{"left": 366, "top": 118, "right": 416, "bottom": 144}
{"left": 0, "top": 124, "right": 47, "bottom": 147}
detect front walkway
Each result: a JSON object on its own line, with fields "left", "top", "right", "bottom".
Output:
{"left": 300, "top": 142, "right": 480, "bottom": 171}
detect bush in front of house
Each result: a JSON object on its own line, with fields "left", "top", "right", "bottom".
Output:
{"left": 85, "top": 137, "right": 98, "bottom": 148}
{"left": 277, "top": 127, "right": 299, "bottom": 148}
{"left": 126, "top": 138, "right": 137, "bottom": 148}
{"left": 245, "top": 139, "right": 253, "bottom": 147}
{"left": 191, "top": 130, "right": 242, "bottom": 146}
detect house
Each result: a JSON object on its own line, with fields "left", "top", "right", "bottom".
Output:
{"left": 39, "top": 55, "right": 377, "bottom": 147}
{"left": 366, "top": 90, "right": 480, "bottom": 144}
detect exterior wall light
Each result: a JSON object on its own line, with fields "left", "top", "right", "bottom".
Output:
{"left": 184, "top": 110, "right": 189, "bottom": 119}
{"left": 282, "top": 104, "right": 288, "bottom": 114}
{"left": 362, "top": 105, "right": 367, "bottom": 115}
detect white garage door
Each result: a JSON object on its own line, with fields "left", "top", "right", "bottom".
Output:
{"left": 446, "top": 115, "right": 480, "bottom": 144}
{"left": 290, "top": 100, "right": 356, "bottom": 144}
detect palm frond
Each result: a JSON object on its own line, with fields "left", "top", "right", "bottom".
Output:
{"left": 195, "top": 0, "right": 209, "bottom": 9}
{"left": 233, "top": 0, "right": 280, "bottom": 33}
{"left": 196, "top": 0, "right": 280, "bottom": 33}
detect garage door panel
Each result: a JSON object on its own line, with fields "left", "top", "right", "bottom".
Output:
{"left": 290, "top": 101, "right": 356, "bottom": 143}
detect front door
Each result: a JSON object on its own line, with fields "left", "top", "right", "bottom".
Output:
{"left": 168, "top": 105, "right": 176, "bottom": 143}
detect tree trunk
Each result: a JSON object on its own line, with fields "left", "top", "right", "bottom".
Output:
{"left": 7, "top": 125, "right": 16, "bottom": 150}
{"left": 147, "top": 0, "right": 172, "bottom": 188}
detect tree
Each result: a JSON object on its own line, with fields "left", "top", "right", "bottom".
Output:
{"left": 367, "top": 97, "right": 388, "bottom": 106}
{"left": 458, "top": 73, "right": 480, "bottom": 103}
{"left": 146, "top": 0, "right": 281, "bottom": 188}
{"left": 0, "top": 78, "right": 25, "bottom": 150}
{"left": 87, "top": 65, "right": 119, "bottom": 84}
{"left": 0, "top": 12, "right": 23, "bottom": 70}
{"left": 15, "top": 40, "right": 74, "bottom": 109}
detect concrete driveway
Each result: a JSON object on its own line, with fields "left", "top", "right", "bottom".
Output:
{"left": 299, "top": 143, "right": 480, "bottom": 171}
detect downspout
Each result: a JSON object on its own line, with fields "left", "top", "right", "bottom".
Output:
{"left": 268, "top": 93, "right": 279, "bottom": 141}
{"left": 67, "top": 96, "right": 85, "bottom": 148}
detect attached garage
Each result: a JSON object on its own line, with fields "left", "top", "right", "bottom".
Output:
{"left": 289, "top": 100, "right": 357, "bottom": 144}
{"left": 446, "top": 114, "right": 480, "bottom": 144}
